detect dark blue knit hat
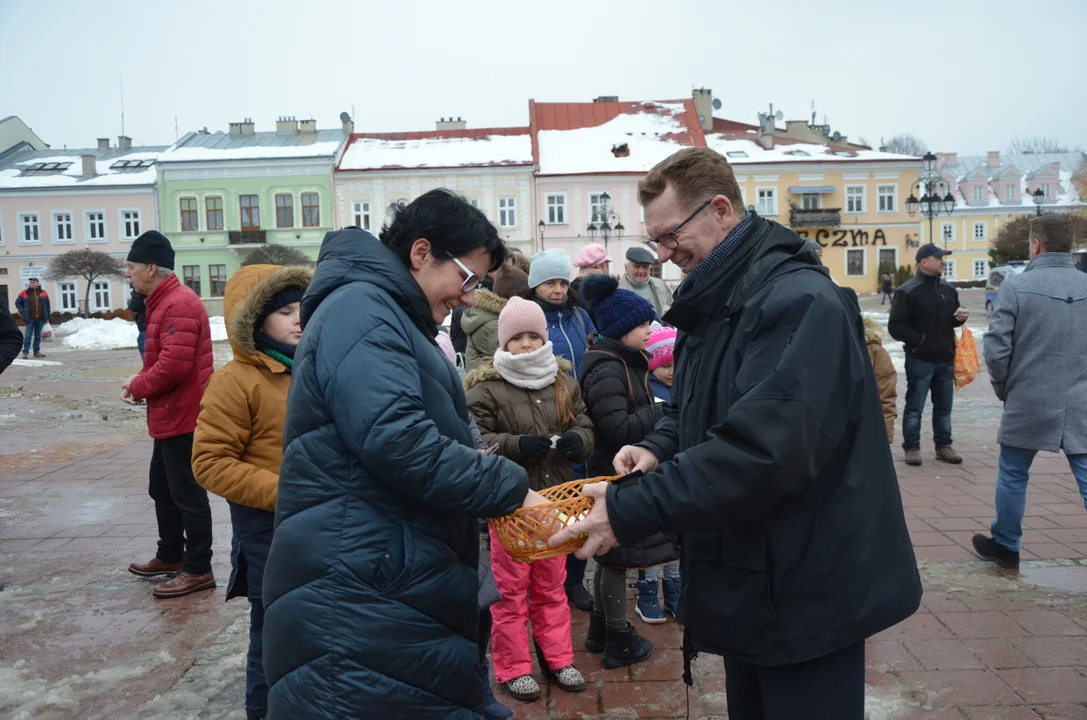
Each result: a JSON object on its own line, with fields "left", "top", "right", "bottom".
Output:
{"left": 256, "top": 287, "right": 304, "bottom": 329}
{"left": 579, "top": 274, "right": 656, "bottom": 339}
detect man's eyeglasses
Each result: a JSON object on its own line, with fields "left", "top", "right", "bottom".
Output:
{"left": 450, "top": 255, "right": 481, "bottom": 293}
{"left": 646, "top": 198, "right": 712, "bottom": 250}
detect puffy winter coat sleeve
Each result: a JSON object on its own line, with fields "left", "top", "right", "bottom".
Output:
{"left": 582, "top": 362, "right": 662, "bottom": 448}
{"left": 887, "top": 288, "right": 923, "bottom": 349}
{"left": 566, "top": 379, "right": 596, "bottom": 463}
{"left": 192, "top": 370, "right": 279, "bottom": 512}
{"left": 983, "top": 281, "right": 1018, "bottom": 402}
{"left": 639, "top": 400, "right": 679, "bottom": 462}
{"left": 466, "top": 317, "right": 499, "bottom": 372}
{"left": 128, "top": 292, "right": 145, "bottom": 314}
{"left": 14, "top": 292, "right": 26, "bottom": 317}
{"left": 607, "top": 290, "right": 858, "bottom": 541}
{"left": 41, "top": 292, "right": 50, "bottom": 319}
{"left": 128, "top": 301, "right": 205, "bottom": 401}
{"left": 0, "top": 310, "right": 22, "bottom": 373}
{"left": 328, "top": 319, "right": 528, "bottom": 516}
{"left": 466, "top": 383, "right": 526, "bottom": 462}
{"left": 868, "top": 344, "right": 898, "bottom": 443}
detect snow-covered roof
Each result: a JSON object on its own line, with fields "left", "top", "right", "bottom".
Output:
{"left": 0, "top": 147, "right": 168, "bottom": 190}
{"left": 536, "top": 102, "right": 701, "bottom": 175}
{"left": 705, "top": 136, "right": 917, "bottom": 165}
{"left": 338, "top": 129, "right": 532, "bottom": 171}
{"left": 947, "top": 151, "right": 1084, "bottom": 179}
{"left": 158, "top": 129, "right": 346, "bottom": 163}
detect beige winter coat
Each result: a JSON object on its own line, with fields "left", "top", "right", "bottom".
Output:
{"left": 864, "top": 316, "right": 898, "bottom": 443}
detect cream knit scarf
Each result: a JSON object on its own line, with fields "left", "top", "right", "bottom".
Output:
{"left": 492, "top": 341, "right": 559, "bottom": 390}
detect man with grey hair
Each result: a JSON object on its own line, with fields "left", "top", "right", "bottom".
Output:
{"left": 122, "top": 230, "right": 217, "bottom": 599}
{"left": 974, "top": 214, "right": 1087, "bottom": 570}
{"left": 618, "top": 246, "right": 672, "bottom": 317}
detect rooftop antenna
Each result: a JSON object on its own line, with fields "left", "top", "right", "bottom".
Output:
{"left": 811, "top": 99, "right": 816, "bottom": 126}
{"left": 120, "top": 76, "right": 125, "bottom": 136}
{"left": 174, "top": 116, "right": 179, "bottom": 141}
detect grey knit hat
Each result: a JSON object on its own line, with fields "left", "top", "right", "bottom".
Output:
{"left": 527, "top": 250, "right": 572, "bottom": 288}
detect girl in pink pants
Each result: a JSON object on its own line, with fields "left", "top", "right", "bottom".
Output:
{"left": 465, "top": 297, "right": 595, "bottom": 702}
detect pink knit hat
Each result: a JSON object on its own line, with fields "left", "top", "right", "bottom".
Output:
{"left": 647, "top": 326, "right": 677, "bottom": 371}
{"left": 573, "top": 243, "right": 612, "bottom": 269}
{"left": 497, "top": 296, "right": 548, "bottom": 350}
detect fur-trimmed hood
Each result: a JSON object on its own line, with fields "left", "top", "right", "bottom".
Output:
{"left": 460, "top": 289, "right": 507, "bottom": 333}
{"left": 225, "top": 264, "right": 314, "bottom": 365}
{"left": 863, "top": 315, "right": 884, "bottom": 345}
{"left": 463, "top": 356, "right": 573, "bottom": 391}
{"left": 510, "top": 252, "right": 532, "bottom": 275}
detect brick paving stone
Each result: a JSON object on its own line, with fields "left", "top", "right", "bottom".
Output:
{"left": 866, "top": 640, "right": 924, "bottom": 672}
{"left": 1006, "top": 610, "right": 1087, "bottom": 637}
{"left": 935, "top": 611, "right": 1031, "bottom": 638}
{"left": 1011, "top": 637, "right": 1087, "bottom": 668}
{"left": 896, "top": 669, "right": 1022, "bottom": 707}
{"left": 1035, "top": 706, "right": 1087, "bottom": 719}
{"left": 964, "top": 638, "right": 1037, "bottom": 670}
{"left": 999, "top": 668, "right": 1087, "bottom": 705}
{"left": 905, "top": 639, "right": 986, "bottom": 670}
{"left": 873, "top": 612, "right": 955, "bottom": 641}
{"left": 601, "top": 679, "right": 690, "bottom": 717}
{"left": 963, "top": 708, "right": 1045, "bottom": 719}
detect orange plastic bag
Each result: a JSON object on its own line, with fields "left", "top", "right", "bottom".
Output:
{"left": 954, "top": 326, "right": 980, "bottom": 390}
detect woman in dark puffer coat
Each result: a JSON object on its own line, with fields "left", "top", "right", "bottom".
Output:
{"left": 262, "top": 190, "right": 551, "bottom": 720}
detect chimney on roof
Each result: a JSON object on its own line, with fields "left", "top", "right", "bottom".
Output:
{"left": 593, "top": 96, "right": 619, "bottom": 104}
{"left": 276, "top": 116, "right": 299, "bottom": 133}
{"left": 1050, "top": 161, "right": 1061, "bottom": 172}
{"left": 81, "top": 154, "right": 97, "bottom": 176}
{"left": 611, "top": 143, "right": 630, "bottom": 158}
{"left": 987, "top": 150, "right": 1001, "bottom": 167}
{"left": 341, "top": 111, "right": 354, "bottom": 134}
{"left": 97, "top": 138, "right": 110, "bottom": 149}
{"left": 300, "top": 118, "right": 317, "bottom": 133}
{"left": 436, "top": 117, "right": 466, "bottom": 131}
{"left": 118, "top": 135, "right": 132, "bottom": 151}
{"left": 757, "top": 134, "right": 774, "bottom": 150}
{"left": 941, "top": 152, "right": 957, "bottom": 167}
{"left": 229, "top": 118, "right": 256, "bottom": 135}
{"left": 691, "top": 88, "right": 714, "bottom": 132}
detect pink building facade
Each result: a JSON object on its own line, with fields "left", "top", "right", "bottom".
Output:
{"left": 0, "top": 139, "right": 165, "bottom": 314}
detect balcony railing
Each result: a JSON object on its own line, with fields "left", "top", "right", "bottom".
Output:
{"left": 789, "top": 208, "right": 841, "bottom": 228}
{"left": 228, "top": 230, "right": 267, "bottom": 245}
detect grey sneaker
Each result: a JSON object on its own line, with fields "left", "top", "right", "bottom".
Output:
{"left": 936, "top": 446, "right": 962, "bottom": 464}
{"left": 904, "top": 449, "right": 922, "bottom": 466}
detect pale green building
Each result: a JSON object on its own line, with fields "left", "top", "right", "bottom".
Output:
{"left": 157, "top": 116, "right": 348, "bottom": 313}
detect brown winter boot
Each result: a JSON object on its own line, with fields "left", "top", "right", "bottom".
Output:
{"left": 936, "top": 446, "right": 962, "bottom": 464}
{"left": 904, "top": 449, "right": 922, "bottom": 466}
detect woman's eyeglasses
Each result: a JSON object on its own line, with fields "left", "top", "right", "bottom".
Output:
{"left": 450, "top": 256, "right": 481, "bottom": 293}
{"left": 645, "top": 198, "right": 712, "bottom": 250}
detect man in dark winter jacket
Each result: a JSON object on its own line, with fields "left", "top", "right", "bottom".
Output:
{"left": 551, "top": 147, "right": 921, "bottom": 720}
{"left": 0, "top": 308, "right": 23, "bottom": 373}
{"left": 15, "top": 278, "right": 51, "bottom": 358}
{"left": 129, "top": 287, "right": 148, "bottom": 358}
{"left": 888, "top": 244, "right": 968, "bottom": 466}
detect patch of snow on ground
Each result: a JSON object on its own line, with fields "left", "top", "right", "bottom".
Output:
{"left": 59, "top": 316, "right": 227, "bottom": 351}
{"left": 209, "top": 316, "right": 228, "bottom": 342}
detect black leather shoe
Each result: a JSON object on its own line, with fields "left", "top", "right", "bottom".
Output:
{"left": 565, "top": 583, "right": 594, "bottom": 612}
{"left": 972, "top": 534, "right": 1020, "bottom": 570}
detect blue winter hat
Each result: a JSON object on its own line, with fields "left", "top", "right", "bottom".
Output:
{"left": 579, "top": 274, "right": 656, "bottom": 339}
{"left": 527, "top": 249, "right": 572, "bottom": 289}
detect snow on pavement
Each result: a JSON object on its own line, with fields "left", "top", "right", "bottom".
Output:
{"left": 60, "top": 317, "right": 228, "bottom": 351}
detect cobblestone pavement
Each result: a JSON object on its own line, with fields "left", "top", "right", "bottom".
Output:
{"left": 1, "top": 298, "right": 1085, "bottom": 719}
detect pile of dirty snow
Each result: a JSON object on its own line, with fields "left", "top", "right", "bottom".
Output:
{"left": 59, "top": 316, "right": 228, "bottom": 351}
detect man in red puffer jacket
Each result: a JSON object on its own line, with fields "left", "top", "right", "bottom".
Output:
{"left": 121, "top": 230, "right": 216, "bottom": 599}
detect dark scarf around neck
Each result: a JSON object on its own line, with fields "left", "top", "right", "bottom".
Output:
{"left": 253, "top": 329, "right": 296, "bottom": 372}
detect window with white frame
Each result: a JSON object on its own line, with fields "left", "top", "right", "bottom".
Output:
{"left": 800, "top": 194, "right": 820, "bottom": 210}
{"left": 845, "top": 186, "right": 865, "bottom": 214}
{"left": 466, "top": 198, "right": 480, "bottom": 209}
{"left": 846, "top": 248, "right": 866, "bottom": 277}
{"left": 91, "top": 280, "right": 111, "bottom": 311}
{"left": 756, "top": 187, "right": 777, "bottom": 216}
{"left": 941, "top": 222, "right": 954, "bottom": 244}
{"left": 59, "top": 282, "right": 78, "bottom": 312}
{"left": 589, "top": 193, "right": 609, "bottom": 224}
{"left": 1005, "top": 184, "right": 1016, "bottom": 201}
{"left": 942, "top": 259, "right": 957, "bottom": 279}
{"left": 546, "top": 194, "right": 566, "bottom": 224}
{"left": 121, "top": 210, "right": 141, "bottom": 241}
{"left": 352, "top": 201, "right": 371, "bottom": 231}
{"left": 973, "top": 185, "right": 984, "bottom": 201}
{"left": 973, "top": 221, "right": 987, "bottom": 241}
{"left": 498, "top": 197, "right": 517, "bottom": 227}
{"left": 85, "top": 211, "right": 106, "bottom": 242}
{"left": 877, "top": 185, "right": 897, "bottom": 213}
{"left": 53, "top": 212, "right": 74, "bottom": 243}
{"left": 19, "top": 212, "right": 41, "bottom": 244}
{"left": 973, "top": 259, "right": 989, "bottom": 279}
{"left": 1042, "top": 183, "right": 1052, "bottom": 198}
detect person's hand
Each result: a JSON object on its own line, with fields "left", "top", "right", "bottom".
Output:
{"left": 555, "top": 431, "right": 584, "bottom": 458}
{"left": 954, "top": 307, "right": 969, "bottom": 322}
{"left": 548, "top": 482, "right": 619, "bottom": 559}
{"left": 120, "top": 387, "right": 142, "bottom": 406}
{"left": 519, "top": 435, "right": 552, "bottom": 459}
{"left": 613, "top": 445, "right": 659, "bottom": 475}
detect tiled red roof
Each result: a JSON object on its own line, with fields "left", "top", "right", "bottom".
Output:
{"left": 345, "top": 127, "right": 529, "bottom": 143}
{"left": 528, "top": 99, "right": 707, "bottom": 166}
{"left": 712, "top": 117, "right": 759, "bottom": 133}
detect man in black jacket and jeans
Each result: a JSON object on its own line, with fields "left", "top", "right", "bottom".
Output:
{"left": 888, "top": 245, "right": 969, "bottom": 466}
{"left": 550, "top": 147, "right": 921, "bottom": 719}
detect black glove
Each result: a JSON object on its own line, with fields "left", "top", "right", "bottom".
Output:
{"left": 555, "top": 431, "right": 584, "bottom": 457}
{"left": 518, "top": 435, "right": 552, "bottom": 459}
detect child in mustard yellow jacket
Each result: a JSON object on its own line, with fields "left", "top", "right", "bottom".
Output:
{"left": 192, "top": 263, "right": 311, "bottom": 720}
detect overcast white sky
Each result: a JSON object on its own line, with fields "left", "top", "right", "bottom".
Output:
{"left": 2, "top": 0, "right": 1084, "bottom": 156}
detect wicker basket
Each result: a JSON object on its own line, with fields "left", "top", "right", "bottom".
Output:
{"left": 490, "top": 475, "right": 620, "bottom": 562}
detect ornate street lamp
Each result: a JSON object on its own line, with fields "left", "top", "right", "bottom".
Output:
{"left": 907, "top": 155, "right": 956, "bottom": 245}
{"left": 537, "top": 219, "right": 546, "bottom": 250}
{"left": 1032, "top": 188, "right": 1044, "bottom": 215}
